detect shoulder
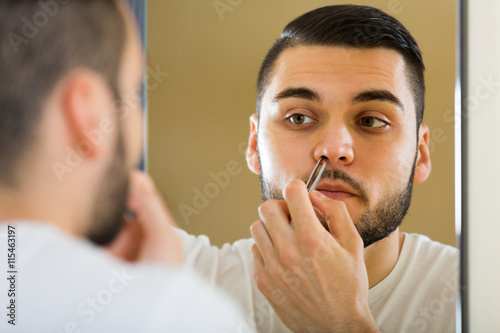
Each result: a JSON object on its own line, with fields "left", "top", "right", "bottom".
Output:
{"left": 7, "top": 222, "right": 251, "bottom": 333}
{"left": 172, "top": 228, "right": 266, "bottom": 327}
{"left": 395, "top": 233, "right": 458, "bottom": 293}
{"left": 369, "top": 234, "right": 458, "bottom": 332}
{"left": 174, "top": 227, "right": 255, "bottom": 286}
{"left": 402, "top": 233, "right": 458, "bottom": 271}
{"left": 174, "top": 227, "right": 254, "bottom": 261}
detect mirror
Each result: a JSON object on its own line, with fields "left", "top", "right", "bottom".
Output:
{"left": 146, "top": 0, "right": 457, "bottom": 248}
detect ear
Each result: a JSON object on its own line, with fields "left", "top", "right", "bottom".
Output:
{"left": 413, "top": 124, "right": 431, "bottom": 184}
{"left": 246, "top": 113, "right": 260, "bottom": 175}
{"left": 61, "top": 70, "right": 110, "bottom": 160}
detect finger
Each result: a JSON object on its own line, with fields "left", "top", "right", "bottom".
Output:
{"left": 129, "top": 170, "right": 178, "bottom": 234}
{"left": 105, "top": 216, "right": 142, "bottom": 261}
{"left": 251, "top": 243, "right": 274, "bottom": 297}
{"left": 251, "top": 243, "right": 265, "bottom": 270}
{"left": 309, "top": 190, "right": 362, "bottom": 250}
{"left": 250, "top": 220, "right": 277, "bottom": 266}
{"left": 283, "top": 179, "right": 322, "bottom": 232}
{"left": 258, "top": 200, "right": 293, "bottom": 248}
{"left": 128, "top": 170, "right": 182, "bottom": 265}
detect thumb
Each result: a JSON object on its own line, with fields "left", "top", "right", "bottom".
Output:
{"left": 104, "top": 216, "right": 143, "bottom": 261}
{"left": 128, "top": 170, "right": 182, "bottom": 266}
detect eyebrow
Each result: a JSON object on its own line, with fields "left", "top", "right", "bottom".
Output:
{"left": 273, "top": 87, "right": 321, "bottom": 103}
{"left": 273, "top": 87, "right": 405, "bottom": 111}
{"left": 353, "top": 90, "right": 405, "bottom": 111}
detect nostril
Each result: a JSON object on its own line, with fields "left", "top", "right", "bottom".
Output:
{"left": 339, "top": 156, "right": 346, "bottom": 161}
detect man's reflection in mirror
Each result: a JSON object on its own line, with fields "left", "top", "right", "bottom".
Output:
{"left": 176, "top": 5, "right": 458, "bottom": 333}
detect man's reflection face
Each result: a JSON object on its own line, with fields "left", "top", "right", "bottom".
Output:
{"left": 251, "top": 46, "right": 425, "bottom": 247}
{"left": 86, "top": 4, "right": 144, "bottom": 245}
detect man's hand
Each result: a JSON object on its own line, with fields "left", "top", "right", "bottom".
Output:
{"left": 250, "top": 179, "right": 379, "bottom": 333}
{"left": 106, "top": 170, "right": 182, "bottom": 266}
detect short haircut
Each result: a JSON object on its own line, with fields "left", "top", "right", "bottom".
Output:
{"left": 256, "top": 5, "right": 425, "bottom": 126}
{"left": 0, "top": 0, "right": 126, "bottom": 186}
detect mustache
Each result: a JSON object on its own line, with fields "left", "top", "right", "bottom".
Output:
{"left": 313, "top": 169, "right": 369, "bottom": 204}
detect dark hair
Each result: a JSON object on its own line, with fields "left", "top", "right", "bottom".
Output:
{"left": 0, "top": 0, "right": 126, "bottom": 186}
{"left": 256, "top": 5, "right": 425, "bottom": 126}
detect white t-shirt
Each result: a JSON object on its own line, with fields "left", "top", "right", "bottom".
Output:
{"left": 177, "top": 229, "right": 459, "bottom": 333}
{"left": 0, "top": 221, "right": 255, "bottom": 333}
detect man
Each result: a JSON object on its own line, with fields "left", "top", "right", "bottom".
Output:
{"left": 176, "top": 5, "right": 458, "bottom": 332}
{"left": 0, "top": 1, "right": 252, "bottom": 332}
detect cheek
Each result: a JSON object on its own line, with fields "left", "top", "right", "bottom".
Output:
{"left": 257, "top": 125, "right": 310, "bottom": 188}
{"left": 122, "top": 109, "right": 143, "bottom": 167}
{"left": 356, "top": 136, "right": 416, "bottom": 204}
{"left": 257, "top": 131, "right": 282, "bottom": 182}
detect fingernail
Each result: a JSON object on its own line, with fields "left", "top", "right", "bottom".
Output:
{"left": 127, "top": 191, "right": 138, "bottom": 210}
{"left": 311, "top": 190, "right": 326, "bottom": 199}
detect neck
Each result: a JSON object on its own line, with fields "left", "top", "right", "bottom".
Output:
{"left": 364, "top": 229, "right": 405, "bottom": 288}
{"left": 0, "top": 177, "right": 84, "bottom": 236}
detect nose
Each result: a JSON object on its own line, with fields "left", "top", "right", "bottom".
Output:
{"left": 313, "top": 123, "right": 354, "bottom": 166}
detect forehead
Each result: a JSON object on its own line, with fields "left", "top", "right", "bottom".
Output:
{"left": 263, "top": 46, "right": 414, "bottom": 111}
{"left": 118, "top": 2, "right": 143, "bottom": 86}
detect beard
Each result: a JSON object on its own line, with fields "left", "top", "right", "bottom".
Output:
{"left": 85, "top": 127, "right": 129, "bottom": 246}
{"left": 258, "top": 153, "right": 417, "bottom": 248}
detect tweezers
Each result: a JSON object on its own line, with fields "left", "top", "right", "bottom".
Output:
{"left": 290, "top": 156, "right": 327, "bottom": 227}
{"left": 305, "top": 156, "right": 328, "bottom": 192}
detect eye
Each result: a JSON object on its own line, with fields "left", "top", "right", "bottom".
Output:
{"left": 287, "top": 113, "right": 315, "bottom": 125}
{"left": 359, "top": 117, "right": 387, "bottom": 128}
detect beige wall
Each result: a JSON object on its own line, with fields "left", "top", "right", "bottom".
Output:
{"left": 147, "top": 0, "right": 456, "bottom": 247}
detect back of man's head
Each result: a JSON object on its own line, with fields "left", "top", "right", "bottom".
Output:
{"left": 256, "top": 5, "right": 425, "bottom": 126}
{"left": 0, "top": 0, "right": 126, "bottom": 187}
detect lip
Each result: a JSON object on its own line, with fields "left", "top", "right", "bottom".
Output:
{"left": 318, "top": 190, "right": 355, "bottom": 200}
{"left": 316, "top": 182, "right": 358, "bottom": 201}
